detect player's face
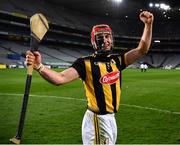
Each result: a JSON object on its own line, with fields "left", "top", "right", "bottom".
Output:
{"left": 96, "top": 33, "right": 113, "bottom": 50}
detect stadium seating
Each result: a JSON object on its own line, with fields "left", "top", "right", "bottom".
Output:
{"left": 0, "top": 0, "right": 180, "bottom": 69}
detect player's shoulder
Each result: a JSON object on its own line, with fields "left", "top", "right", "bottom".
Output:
{"left": 108, "top": 52, "right": 125, "bottom": 58}
{"left": 80, "top": 53, "right": 95, "bottom": 60}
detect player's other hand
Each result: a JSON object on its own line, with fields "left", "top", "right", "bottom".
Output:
{"left": 26, "top": 51, "right": 42, "bottom": 70}
{"left": 140, "top": 11, "right": 154, "bottom": 25}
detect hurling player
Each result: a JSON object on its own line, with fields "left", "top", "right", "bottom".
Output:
{"left": 26, "top": 11, "right": 154, "bottom": 144}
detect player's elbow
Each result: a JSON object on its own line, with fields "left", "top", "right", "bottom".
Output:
{"left": 138, "top": 40, "right": 151, "bottom": 55}
{"left": 54, "top": 77, "right": 67, "bottom": 86}
{"left": 52, "top": 73, "right": 67, "bottom": 86}
{"left": 46, "top": 77, "right": 64, "bottom": 86}
{"left": 139, "top": 47, "right": 149, "bottom": 55}
{"left": 53, "top": 80, "right": 64, "bottom": 86}
{"left": 138, "top": 43, "right": 150, "bottom": 55}
{"left": 54, "top": 82, "right": 61, "bottom": 86}
{"left": 46, "top": 80, "right": 61, "bottom": 86}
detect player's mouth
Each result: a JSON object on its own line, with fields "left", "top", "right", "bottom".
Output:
{"left": 103, "top": 42, "right": 111, "bottom": 50}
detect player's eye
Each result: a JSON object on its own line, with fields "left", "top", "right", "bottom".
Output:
{"left": 105, "top": 34, "right": 110, "bottom": 38}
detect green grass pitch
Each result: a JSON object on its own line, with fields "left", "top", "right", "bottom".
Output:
{"left": 0, "top": 68, "right": 180, "bottom": 144}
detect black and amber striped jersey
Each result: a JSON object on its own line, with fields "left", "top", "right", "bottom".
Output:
{"left": 72, "top": 53, "right": 126, "bottom": 114}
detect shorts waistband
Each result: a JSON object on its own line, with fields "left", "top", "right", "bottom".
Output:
{"left": 87, "top": 108, "right": 115, "bottom": 116}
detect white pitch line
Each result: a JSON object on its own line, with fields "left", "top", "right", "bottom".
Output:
{"left": 120, "top": 104, "right": 180, "bottom": 115}
{"left": 0, "top": 93, "right": 180, "bottom": 115}
{"left": 0, "top": 93, "right": 86, "bottom": 102}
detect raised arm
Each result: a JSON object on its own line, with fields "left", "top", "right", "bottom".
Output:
{"left": 26, "top": 51, "right": 79, "bottom": 85}
{"left": 125, "top": 11, "right": 154, "bottom": 66}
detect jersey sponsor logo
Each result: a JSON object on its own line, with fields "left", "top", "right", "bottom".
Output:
{"left": 100, "top": 71, "right": 120, "bottom": 85}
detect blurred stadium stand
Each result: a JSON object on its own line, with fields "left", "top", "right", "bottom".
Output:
{"left": 0, "top": 0, "right": 180, "bottom": 69}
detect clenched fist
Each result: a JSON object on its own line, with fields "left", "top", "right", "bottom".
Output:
{"left": 26, "top": 51, "right": 42, "bottom": 70}
{"left": 140, "top": 11, "right": 154, "bottom": 25}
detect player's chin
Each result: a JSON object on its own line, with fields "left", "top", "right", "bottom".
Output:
{"left": 103, "top": 46, "right": 111, "bottom": 51}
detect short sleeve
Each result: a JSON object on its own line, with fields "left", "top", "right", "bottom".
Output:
{"left": 120, "top": 54, "right": 126, "bottom": 70}
{"left": 113, "top": 53, "right": 126, "bottom": 71}
{"left": 71, "top": 58, "right": 86, "bottom": 81}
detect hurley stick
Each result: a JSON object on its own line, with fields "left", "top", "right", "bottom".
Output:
{"left": 10, "top": 13, "right": 49, "bottom": 144}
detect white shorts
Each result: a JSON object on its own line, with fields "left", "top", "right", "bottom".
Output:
{"left": 82, "top": 109, "right": 117, "bottom": 145}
